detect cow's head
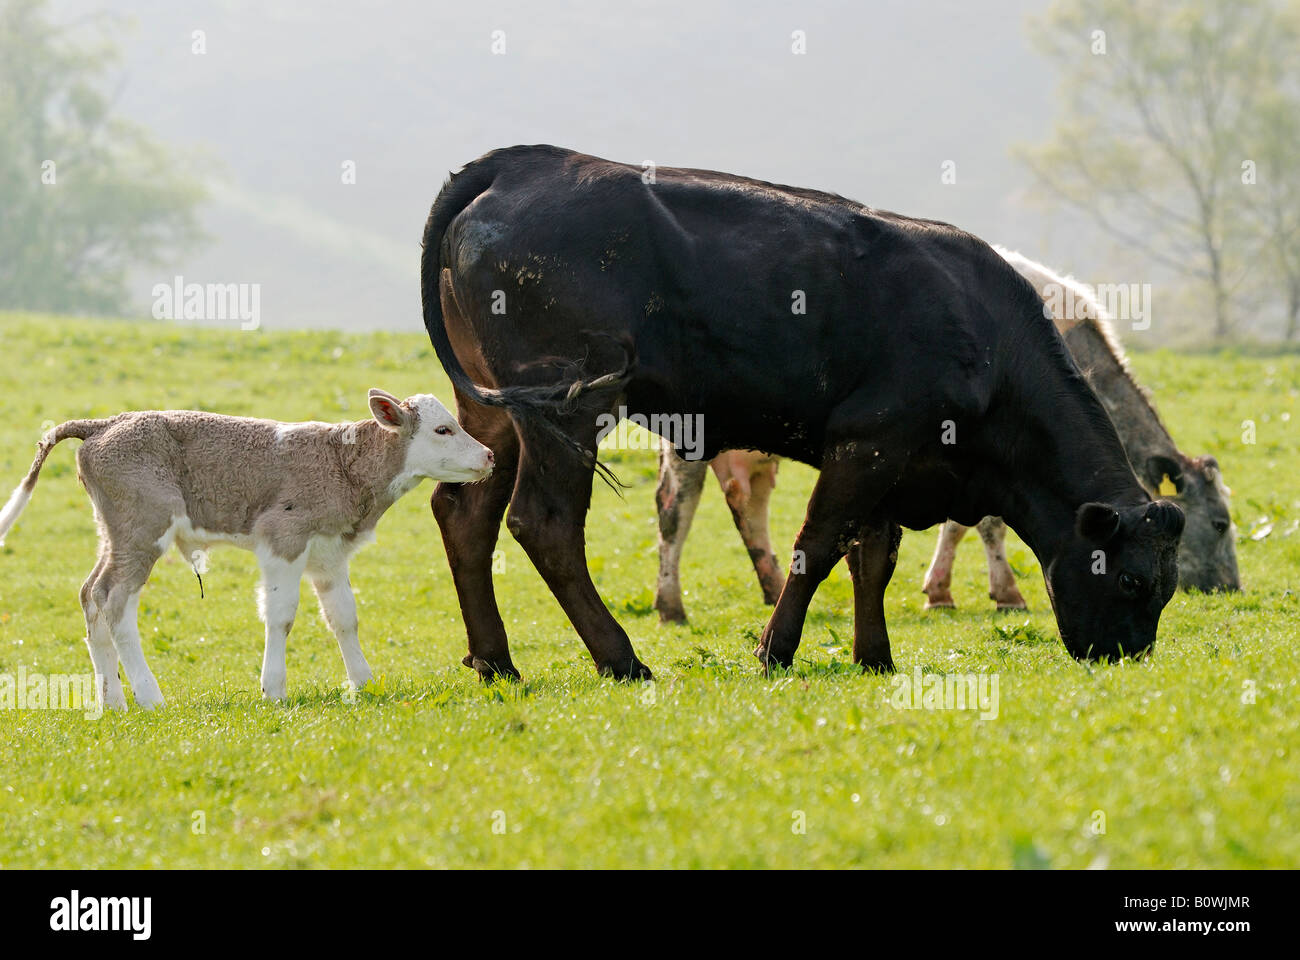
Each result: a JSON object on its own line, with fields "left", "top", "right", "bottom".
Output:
{"left": 1140, "top": 452, "right": 1239, "bottom": 592}
{"left": 1045, "top": 499, "right": 1185, "bottom": 661}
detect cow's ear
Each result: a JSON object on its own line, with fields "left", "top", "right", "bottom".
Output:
{"left": 1142, "top": 454, "right": 1183, "bottom": 496}
{"left": 1076, "top": 502, "right": 1121, "bottom": 544}
{"left": 368, "top": 389, "right": 411, "bottom": 432}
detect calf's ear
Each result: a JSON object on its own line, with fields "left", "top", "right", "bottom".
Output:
{"left": 1076, "top": 502, "right": 1121, "bottom": 544}
{"left": 368, "top": 388, "right": 411, "bottom": 432}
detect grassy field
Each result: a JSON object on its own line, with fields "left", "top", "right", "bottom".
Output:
{"left": 0, "top": 312, "right": 1296, "bottom": 869}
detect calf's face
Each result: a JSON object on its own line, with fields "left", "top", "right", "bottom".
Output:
{"left": 368, "top": 389, "right": 494, "bottom": 483}
{"left": 1045, "top": 499, "right": 1184, "bottom": 661}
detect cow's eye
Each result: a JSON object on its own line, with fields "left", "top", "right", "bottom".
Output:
{"left": 1117, "top": 572, "right": 1142, "bottom": 597}
{"left": 435, "top": 425, "right": 454, "bottom": 436}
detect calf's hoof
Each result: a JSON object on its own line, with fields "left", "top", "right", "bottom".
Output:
{"left": 463, "top": 654, "right": 521, "bottom": 683}
{"left": 994, "top": 601, "right": 1028, "bottom": 612}
{"left": 922, "top": 593, "right": 956, "bottom": 610}
{"left": 597, "top": 657, "right": 654, "bottom": 681}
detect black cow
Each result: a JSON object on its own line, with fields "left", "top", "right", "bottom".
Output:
{"left": 421, "top": 144, "right": 1184, "bottom": 681}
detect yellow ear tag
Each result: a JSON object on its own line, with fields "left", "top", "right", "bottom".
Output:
{"left": 1158, "top": 474, "right": 1178, "bottom": 497}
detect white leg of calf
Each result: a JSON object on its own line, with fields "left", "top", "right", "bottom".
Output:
{"left": 257, "top": 550, "right": 306, "bottom": 701}
{"left": 84, "top": 622, "right": 126, "bottom": 711}
{"left": 311, "top": 567, "right": 372, "bottom": 691}
{"left": 81, "top": 562, "right": 126, "bottom": 711}
{"left": 109, "top": 589, "right": 165, "bottom": 709}
{"left": 922, "top": 520, "right": 968, "bottom": 609}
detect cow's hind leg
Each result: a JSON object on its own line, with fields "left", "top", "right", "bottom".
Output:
{"left": 977, "top": 516, "right": 1027, "bottom": 610}
{"left": 507, "top": 421, "right": 651, "bottom": 680}
{"left": 846, "top": 516, "right": 902, "bottom": 673}
{"left": 922, "top": 520, "right": 967, "bottom": 609}
{"left": 432, "top": 399, "right": 522, "bottom": 680}
{"left": 654, "top": 441, "right": 707, "bottom": 623}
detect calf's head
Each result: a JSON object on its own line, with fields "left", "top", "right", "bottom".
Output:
{"left": 1045, "top": 499, "right": 1185, "bottom": 661}
{"left": 1142, "top": 453, "right": 1239, "bottom": 592}
{"left": 368, "top": 388, "right": 494, "bottom": 483}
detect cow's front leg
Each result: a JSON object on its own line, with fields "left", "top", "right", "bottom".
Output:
{"left": 922, "top": 520, "right": 968, "bottom": 608}
{"left": 256, "top": 549, "right": 307, "bottom": 701}
{"left": 310, "top": 563, "right": 372, "bottom": 693}
{"left": 846, "top": 516, "right": 902, "bottom": 672}
{"left": 654, "top": 441, "right": 708, "bottom": 623}
{"left": 756, "top": 441, "right": 901, "bottom": 671}
{"left": 977, "top": 516, "right": 1028, "bottom": 610}
{"left": 507, "top": 421, "right": 652, "bottom": 680}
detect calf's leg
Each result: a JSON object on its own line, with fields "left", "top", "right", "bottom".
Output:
{"left": 432, "top": 398, "right": 522, "bottom": 680}
{"left": 654, "top": 442, "right": 707, "bottom": 623}
{"left": 80, "top": 550, "right": 125, "bottom": 710}
{"left": 977, "top": 516, "right": 1028, "bottom": 610}
{"left": 922, "top": 520, "right": 968, "bottom": 609}
{"left": 95, "top": 550, "right": 165, "bottom": 709}
{"left": 310, "top": 563, "right": 372, "bottom": 692}
{"left": 846, "top": 517, "right": 902, "bottom": 672}
{"left": 256, "top": 549, "right": 307, "bottom": 701}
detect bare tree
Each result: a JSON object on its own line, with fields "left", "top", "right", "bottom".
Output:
{"left": 1017, "top": 0, "right": 1300, "bottom": 340}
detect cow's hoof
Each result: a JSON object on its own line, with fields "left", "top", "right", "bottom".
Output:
{"left": 754, "top": 644, "right": 794, "bottom": 674}
{"left": 597, "top": 658, "right": 654, "bottom": 681}
{"left": 858, "top": 657, "right": 896, "bottom": 675}
{"left": 656, "top": 605, "right": 688, "bottom": 625}
{"left": 463, "top": 654, "right": 521, "bottom": 683}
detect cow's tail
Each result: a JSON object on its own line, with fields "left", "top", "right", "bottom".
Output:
{"left": 420, "top": 159, "right": 633, "bottom": 490}
{"left": 0, "top": 419, "right": 108, "bottom": 546}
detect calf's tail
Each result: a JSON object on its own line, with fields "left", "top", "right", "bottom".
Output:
{"left": 0, "top": 419, "right": 109, "bottom": 546}
{"left": 420, "top": 157, "right": 632, "bottom": 489}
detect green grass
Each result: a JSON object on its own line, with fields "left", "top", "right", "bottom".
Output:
{"left": 0, "top": 312, "right": 1297, "bottom": 868}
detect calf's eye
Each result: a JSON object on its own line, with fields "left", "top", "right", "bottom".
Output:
{"left": 435, "top": 426, "right": 454, "bottom": 436}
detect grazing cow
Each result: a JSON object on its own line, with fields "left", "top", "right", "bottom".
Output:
{"left": 922, "top": 248, "right": 1238, "bottom": 608}
{"left": 422, "top": 144, "right": 1184, "bottom": 681}
{"left": 0, "top": 390, "right": 493, "bottom": 709}
{"left": 657, "top": 247, "right": 1239, "bottom": 621}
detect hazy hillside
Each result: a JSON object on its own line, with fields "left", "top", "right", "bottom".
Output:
{"left": 51, "top": 0, "right": 1095, "bottom": 332}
